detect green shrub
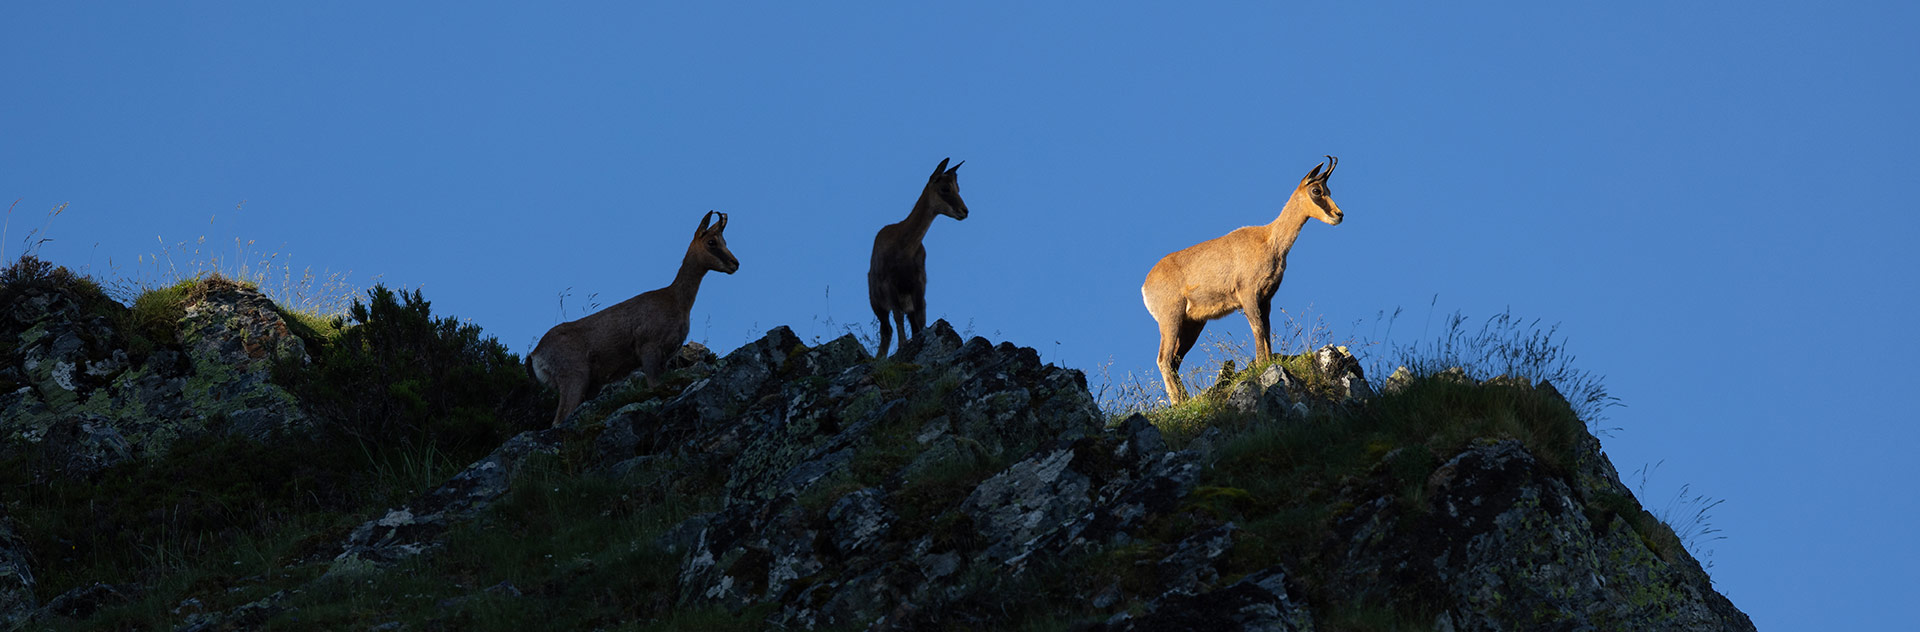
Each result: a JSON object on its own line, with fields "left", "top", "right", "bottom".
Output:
{"left": 287, "top": 284, "right": 547, "bottom": 454}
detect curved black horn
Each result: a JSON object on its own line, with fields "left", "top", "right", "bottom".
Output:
{"left": 1322, "top": 155, "right": 1337, "bottom": 179}
{"left": 713, "top": 211, "right": 728, "bottom": 233}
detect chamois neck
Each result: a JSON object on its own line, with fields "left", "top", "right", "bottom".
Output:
{"left": 1266, "top": 199, "right": 1315, "bottom": 255}
{"left": 899, "top": 188, "right": 942, "bottom": 242}
{"left": 668, "top": 252, "right": 710, "bottom": 304}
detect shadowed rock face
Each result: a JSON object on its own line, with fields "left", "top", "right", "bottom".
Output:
{"left": 1, "top": 278, "right": 311, "bottom": 479}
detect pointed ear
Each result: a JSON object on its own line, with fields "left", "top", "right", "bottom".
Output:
{"left": 931, "top": 157, "right": 951, "bottom": 179}
{"left": 1304, "top": 161, "right": 1325, "bottom": 182}
{"left": 696, "top": 210, "right": 714, "bottom": 237}
{"left": 946, "top": 159, "right": 964, "bottom": 175}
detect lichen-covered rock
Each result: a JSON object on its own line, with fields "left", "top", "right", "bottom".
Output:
{"left": 1329, "top": 440, "right": 1755, "bottom": 631}
{"left": 962, "top": 443, "right": 1093, "bottom": 562}
{"left": 335, "top": 428, "right": 562, "bottom": 565}
{"left": 0, "top": 278, "right": 313, "bottom": 478}
{"left": 0, "top": 513, "right": 35, "bottom": 628}
{"left": 1093, "top": 566, "right": 1315, "bottom": 632}
{"left": 657, "top": 321, "right": 1194, "bottom": 629}
{"left": 173, "top": 279, "right": 311, "bottom": 439}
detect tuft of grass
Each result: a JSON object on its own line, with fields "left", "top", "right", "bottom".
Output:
{"left": 1389, "top": 309, "right": 1619, "bottom": 434}
{"left": 1630, "top": 462, "right": 1727, "bottom": 570}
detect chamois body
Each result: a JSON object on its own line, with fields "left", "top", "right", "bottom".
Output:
{"left": 1141, "top": 157, "right": 1346, "bottom": 404}
{"left": 868, "top": 158, "right": 969, "bottom": 358}
{"left": 529, "top": 211, "right": 739, "bottom": 427}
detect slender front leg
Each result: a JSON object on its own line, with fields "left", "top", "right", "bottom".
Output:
{"left": 1244, "top": 294, "right": 1275, "bottom": 360}
{"left": 875, "top": 306, "right": 894, "bottom": 359}
{"left": 893, "top": 311, "right": 910, "bottom": 355}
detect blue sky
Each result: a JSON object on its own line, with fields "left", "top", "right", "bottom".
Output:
{"left": 5, "top": 3, "right": 1915, "bottom": 627}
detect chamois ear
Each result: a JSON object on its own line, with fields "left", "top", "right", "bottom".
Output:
{"left": 696, "top": 210, "right": 714, "bottom": 237}
{"left": 946, "top": 160, "right": 964, "bottom": 175}
{"left": 931, "top": 157, "right": 951, "bottom": 179}
{"left": 1304, "top": 161, "right": 1325, "bottom": 183}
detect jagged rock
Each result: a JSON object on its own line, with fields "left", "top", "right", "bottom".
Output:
{"left": 963, "top": 443, "right": 1093, "bottom": 562}
{"left": 0, "top": 279, "right": 312, "bottom": 478}
{"left": 1225, "top": 363, "right": 1301, "bottom": 419}
{"left": 40, "top": 581, "right": 137, "bottom": 620}
{"left": 1093, "top": 566, "right": 1315, "bottom": 632}
{"left": 173, "top": 589, "right": 286, "bottom": 632}
{"left": 0, "top": 514, "right": 34, "bottom": 628}
{"left": 1328, "top": 440, "right": 1755, "bottom": 631}
{"left": 1155, "top": 523, "right": 1238, "bottom": 597}
{"left": 828, "top": 488, "right": 895, "bottom": 555}
{"left": 1382, "top": 366, "right": 1415, "bottom": 395}
{"left": 335, "top": 428, "right": 562, "bottom": 565}
{"left": 1225, "top": 379, "right": 1262, "bottom": 414}
{"left": 1312, "top": 344, "right": 1373, "bottom": 401}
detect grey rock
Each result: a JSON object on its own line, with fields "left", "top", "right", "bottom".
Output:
{"left": 336, "top": 428, "right": 561, "bottom": 565}
{"left": 1382, "top": 366, "right": 1415, "bottom": 395}
{"left": 1092, "top": 565, "right": 1314, "bottom": 632}
{"left": 1327, "top": 440, "right": 1755, "bottom": 632}
{"left": 827, "top": 488, "right": 895, "bottom": 555}
{"left": 1224, "top": 378, "right": 1262, "bottom": 414}
{"left": 40, "top": 581, "right": 136, "bottom": 620}
{"left": 1, "top": 280, "right": 314, "bottom": 478}
{"left": 962, "top": 444, "right": 1091, "bottom": 563}
{"left": 0, "top": 514, "right": 34, "bottom": 627}
{"left": 1156, "top": 523, "right": 1238, "bottom": 597}
{"left": 1312, "top": 345, "right": 1373, "bottom": 401}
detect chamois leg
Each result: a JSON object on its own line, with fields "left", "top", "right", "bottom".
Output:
{"left": 638, "top": 341, "right": 667, "bottom": 388}
{"left": 907, "top": 295, "right": 926, "bottom": 342}
{"left": 1157, "top": 318, "right": 1205, "bottom": 404}
{"left": 1245, "top": 294, "right": 1276, "bottom": 360}
{"left": 874, "top": 305, "right": 894, "bottom": 359}
{"left": 893, "top": 311, "right": 911, "bottom": 356}
{"left": 553, "top": 375, "right": 590, "bottom": 428}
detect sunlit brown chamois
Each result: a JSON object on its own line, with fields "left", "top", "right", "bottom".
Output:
{"left": 1141, "top": 156, "right": 1346, "bottom": 404}
{"left": 868, "top": 157, "right": 969, "bottom": 358}
{"left": 528, "top": 211, "right": 740, "bottom": 427}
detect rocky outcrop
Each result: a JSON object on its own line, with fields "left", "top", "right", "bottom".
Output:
{"left": 2, "top": 270, "right": 1752, "bottom": 631}
{"left": 1327, "top": 437, "right": 1753, "bottom": 631}
{"left": 0, "top": 277, "right": 311, "bottom": 478}
{"left": 335, "top": 428, "right": 563, "bottom": 566}
{"left": 305, "top": 320, "right": 1753, "bottom": 630}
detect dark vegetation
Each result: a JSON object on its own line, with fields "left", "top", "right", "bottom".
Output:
{"left": 1, "top": 256, "right": 552, "bottom": 629}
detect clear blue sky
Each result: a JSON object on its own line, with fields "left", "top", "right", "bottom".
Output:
{"left": 5, "top": 4, "right": 1914, "bottom": 628}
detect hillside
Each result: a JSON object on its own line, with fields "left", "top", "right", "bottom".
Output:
{"left": 0, "top": 256, "right": 1752, "bottom": 631}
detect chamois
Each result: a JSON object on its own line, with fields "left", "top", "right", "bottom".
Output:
{"left": 1141, "top": 156, "right": 1346, "bottom": 404}
{"left": 868, "top": 157, "right": 969, "bottom": 358}
{"left": 527, "top": 211, "right": 740, "bottom": 427}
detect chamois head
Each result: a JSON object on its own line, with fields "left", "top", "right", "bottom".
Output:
{"left": 691, "top": 210, "right": 740, "bottom": 274}
{"left": 1293, "top": 155, "right": 1344, "bottom": 226}
{"left": 924, "top": 157, "right": 969, "bottom": 220}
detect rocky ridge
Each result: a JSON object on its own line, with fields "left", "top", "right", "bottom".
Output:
{"left": 0, "top": 274, "right": 1754, "bottom": 630}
